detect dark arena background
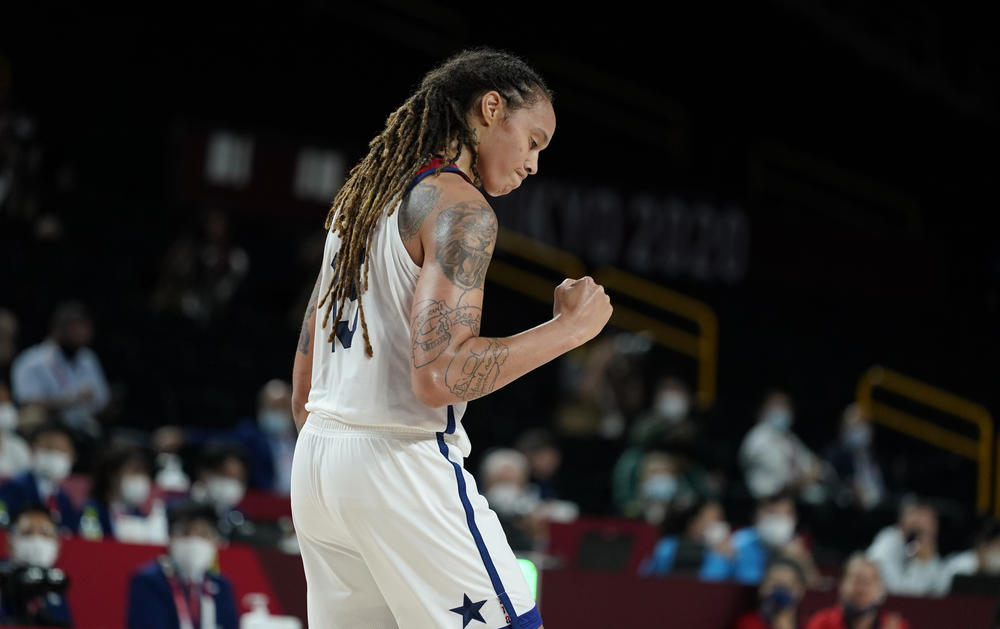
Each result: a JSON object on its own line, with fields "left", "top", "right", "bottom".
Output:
{"left": 1, "top": 2, "right": 998, "bottom": 627}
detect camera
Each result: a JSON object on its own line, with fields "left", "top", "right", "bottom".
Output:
{"left": 0, "top": 563, "right": 71, "bottom": 626}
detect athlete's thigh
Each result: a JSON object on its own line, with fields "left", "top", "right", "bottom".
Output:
{"left": 343, "top": 437, "right": 542, "bottom": 629}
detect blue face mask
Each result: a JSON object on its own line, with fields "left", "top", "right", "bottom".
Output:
{"left": 641, "top": 474, "right": 678, "bottom": 502}
{"left": 760, "top": 585, "right": 797, "bottom": 620}
{"left": 259, "top": 409, "right": 293, "bottom": 438}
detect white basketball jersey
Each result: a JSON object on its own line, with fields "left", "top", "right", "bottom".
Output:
{"left": 304, "top": 196, "right": 472, "bottom": 456}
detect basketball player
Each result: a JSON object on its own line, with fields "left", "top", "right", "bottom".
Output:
{"left": 289, "top": 47, "right": 612, "bottom": 629}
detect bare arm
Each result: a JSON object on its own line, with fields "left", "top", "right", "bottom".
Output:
{"left": 407, "top": 185, "right": 612, "bottom": 408}
{"left": 291, "top": 271, "right": 322, "bottom": 431}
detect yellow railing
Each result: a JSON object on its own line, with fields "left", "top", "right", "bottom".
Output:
{"left": 488, "top": 227, "right": 719, "bottom": 409}
{"left": 856, "top": 365, "right": 994, "bottom": 514}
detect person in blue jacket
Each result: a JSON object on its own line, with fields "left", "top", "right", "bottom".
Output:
{"left": 700, "top": 490, "right": 815, "bottom": 585}
{"left": 125, "top": 499, "right": 239, "bottom": 629}
{"left": 0, "top": 420, "right": 81, "bottom": 533}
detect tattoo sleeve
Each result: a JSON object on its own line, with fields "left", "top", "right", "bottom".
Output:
{"left": 410, "top": 298, "right": 481, "bottom": 368}
{"left": 434, "top": 202, "right": 497, "bottom": 290}
{"left": 444, "top": 338, "right": 510, "bottom": 401}
{"left": 297, "top": 272, "right": 323, "bottom": 355}
{"left": 398, "top": 183, "right": 442, "bottom": 240}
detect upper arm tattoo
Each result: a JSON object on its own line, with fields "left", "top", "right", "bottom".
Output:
{"left": 398, "top": 183, "right": 442, "bottom": 240}
{"left": 434, "top": 202, "right": 497, "bottom": 291}
{"left": 410, "top": 298, "right": 482, "bottom": 368}
{"left": 297, "top": 272, "right": 323, "bottom": 355}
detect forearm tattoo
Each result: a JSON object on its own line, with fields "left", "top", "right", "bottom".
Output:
{"left": 398, "top": 182, "right": 442, "bottom": 240}
{"left": 435, "top": 202, "right": 497, "bottom": 290}
{"left": 410, "top": 298, "right": 481, "bottom": 368}
{"left": 297, "top": 272, "right": 323, "bottom": 355}
{"left": 445, "top": 338, "right": 509, "bottom": 401}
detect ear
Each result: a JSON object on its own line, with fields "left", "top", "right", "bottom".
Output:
{"left": 477, "top": 90, "right": 503, "bottom": 126}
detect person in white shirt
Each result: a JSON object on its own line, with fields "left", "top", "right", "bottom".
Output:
{"left": 739, "top": 389, "right": 826, "bottom": 503}
{"left": 0, "top": 383, "right": 30, "bottom": 479}
{"left": 866, "top": 495, "right": 948, "bottom": 596}
{"left": 10, "top": 301, "right": 109, "bottom": 441}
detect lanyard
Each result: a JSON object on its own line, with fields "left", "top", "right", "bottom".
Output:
{"left": 166, "top": 572, "right": 207, "bottom": 629}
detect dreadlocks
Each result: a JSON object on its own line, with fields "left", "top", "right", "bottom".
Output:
{"left": 318, "top": 47, "right": 554, "bottom": 357}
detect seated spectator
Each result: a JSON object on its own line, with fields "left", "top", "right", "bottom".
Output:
{"left": 738, "top": 389, "right": 827, "bottom": 504}
{"left": 188, "top": 443, "right": 253, "bottom": 542}
{"left": 806, "top": 553, "right": 909, "bottom": 629}
{"left": 0, "top": 420, "right": 80, "bottom": 533}
{"left": 640, "top": 496, "right": 733, "bottom": 576}
{"left": 81, "top": 443, "right": 168, "bottom": 544}
{"left": 153, "top": 379, "right": 296, "bottom": 494}
{"left": 632, "top": 448, "right": 716, "bottom": 527}
{"left": 823, "top": 403, "right": 886, "bottom": 511}
{"left": 0, "top": 382, "right": 31, "bottom": 479}
{"left": 940, "top": 517, "right": 1000, "bottom": 592}
{"left": 479, "top": 447, "right": 542, "bottom": 552}
{"left": 125, "top": 500, "right": 238, "bottom": 629}
{"left": 9, "top": 302, "right": 109, "bottom": 460}
{"left": 702, "top": 491, "right": 819, "bottom": 586}
{"left": 866, "top": 495, "right": 946, "bottom": 596}
{"left": 733, "top": 556, "right": 808, "bottom": 629}
{"left": 0, "top": 505, "right": 72, "bottom": 626}
{"left": 515, "top": 428, "right": 563, "bottom": 501}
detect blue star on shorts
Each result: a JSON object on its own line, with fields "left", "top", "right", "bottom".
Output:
{"left": 449, "top": 593, "right": 487, "bottom": 627}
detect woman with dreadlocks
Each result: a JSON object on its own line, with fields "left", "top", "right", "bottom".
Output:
{"left": 289, "top": 47, "right": 612, "bottom": 628}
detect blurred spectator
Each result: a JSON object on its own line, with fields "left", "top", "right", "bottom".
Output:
{"left": 865, "top": 495, "right": 946, "bottom": 596}
{"left": 189, "top": 443, "right": 253, "bottom": 542}
{"left": 702, "top": 491, "right": 819, "bottom": 586}
{"left": 823, "top": 403, "right": 887, "bottom": 511}
{"left": 738, "top": 389, "right": 827, "bottom": 504}
{"left": 149, "top": 207, "right": 250, "bottom": 326}
{"left": 0, "top": 505, "right": 72, "bottom": 626}
{"left": 0, "top": 382, "right": 31, "bottom": 479}
{"left": 514, "top": 427, "right": 563, "bottom": 501}
{"left": 554, "top": 331, "right": 650, "bottom": 439}
{"left": 125, "top": 500, "right": 238, "bottom": 629}
{"left": 631, "top": 448, "right": 716, "bottom": 527}
{"left": 479, "top": 447, "right": 542, "bottom": 551}
{"left": 81, "top": 444, "right": 168, "bottom": 544}
{"left": 0, "top": 307, "right": 17, "bottom": 383}
{"left": 10, "top": 301, "right": 109, "bottom": 449}
{"left": 640, "top": 496, "right": 733, "bottom": 576}
{"left": 733, "top": 556, "right": 808, "bottom": 629}
{"left": 0, "top": 420, "right": 81, "bottom": 533}
{"left": 153, "top": 379, "right": 296, "bottom": 494}
{"left": 940, "top": 517, "right": 1000, "bottom": 592}
{"left": 806, "top": 553, "right": 910, "bottom": 629}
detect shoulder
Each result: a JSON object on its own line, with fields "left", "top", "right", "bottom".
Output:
{"left": 209, "top": 572, "right": 236, "bottom": 596}
{"left": 804, "top": 606, "right": 840, "bottom": 628}
{"left": 11, "top": 342, "right": 51, "bottom": 369}
{"left": 731, "top": 526, "right": 760, "bottom": 548}
{"left": 131, "top": 559, "right": 167, "bottom": 584}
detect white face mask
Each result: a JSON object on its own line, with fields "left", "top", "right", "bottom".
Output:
{"left": 33, "top": 450, "right": 73, "bottom": 482}
{"left": 757, "top": 514, "right": 796, "bottom": 547}
{"left": 0, "top": 402, "right": 18, "bottom": 432}
{"left": 206, "top": 477, "right": 245, "bottom": 510}
{"left": 641, "top": 473, "right": 679, "bottom": 502}
{"left": 844, "top": 424, "right": 872, "bottom": 450}
{"left": 764, "top": 408, "right": 793, "bottom": 431}
{"left": 655, "top": 392, "right": 690, "bottom": 423}
{"left": 12, "top": 534, "right": 59, "bottom": 568}
{"left": 170, "top": 536, "right": 217, "bottom": 580}
{"left": 704, "top": 521, "right": 731, "bottom": 546}
{"left": 983, "top": 549, "right": 1000, "bottom": 575}
{"left": 120, "top": 474, "right": 151, "bottom": 507}
{"left": 259, "top": 409, "right": 293, "bottom": 438}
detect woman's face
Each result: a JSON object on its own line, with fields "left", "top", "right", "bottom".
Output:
{"left": 474, "top": 92, "right": 555, "bottom": 197}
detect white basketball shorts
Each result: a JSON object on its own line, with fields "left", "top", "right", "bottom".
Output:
{"left": 290, "top": 413, "right": 542, "bottom": 629}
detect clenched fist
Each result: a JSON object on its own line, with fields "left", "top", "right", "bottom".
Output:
{"left": 553, "top": 276, "right": 613, "bottom": 347}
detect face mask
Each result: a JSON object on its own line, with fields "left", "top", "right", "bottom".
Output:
{"left": 641, "top": 474, "right": 678, "bottom": 502}
{"left": 33, "top": 450, "right": 73, "bottom": 482}
{"left": 170, "top": 536, "right": 217, "bottom": 580}
{"left": 259, "top": 409, "right": 293, "bottom": 437}
{"left": 12, "top": 534, "right": 59, "bottom": 568}
{"left": 761, "top": 585, "right": 797, "bottom": 619}
{"left": 704, "top": 521, "right": 731, "bottom": 546}
{"left": 764, "top": 408, "right": 793, "bottom": 431}
{"left": 983, "top": 549, "right": 1000, "bottom": 575}
{"left": 206, "top": 477, "right": 245, "bottom": 510}
{"left": 757, "top": 514, "right": 796, "bottom": 547}
{"left": 0, "top": 402, "right": 18, "bottom": 432}
{"left": 655, "top": 392, "right": 689, "bottom": 423}
{"left": 844, "top": 424, "right": 872, "bottom": 450}
{"left": 120, "top": 474, "right": 151, "bottom": 507}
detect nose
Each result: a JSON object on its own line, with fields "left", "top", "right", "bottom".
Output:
{"left": 525, "top": 156, "right": 538, "bottom": 176}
